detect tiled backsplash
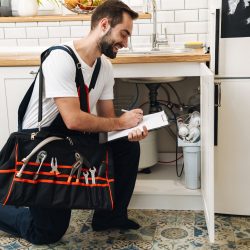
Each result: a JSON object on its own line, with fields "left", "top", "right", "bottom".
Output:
{"left": 0, "top": 0, "right": 208, "bottom": 47}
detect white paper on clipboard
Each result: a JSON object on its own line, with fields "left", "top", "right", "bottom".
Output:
{"left": 107, "top": 110, "right": 168, "bottom": 142}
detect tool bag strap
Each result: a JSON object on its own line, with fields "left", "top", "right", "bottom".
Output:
{"left": 38, "top": 45, "right": 101, "bottom": 129}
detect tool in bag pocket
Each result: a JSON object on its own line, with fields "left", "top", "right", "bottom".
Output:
{"left": 33, "top": 150, "right": 47, "bottom": 180}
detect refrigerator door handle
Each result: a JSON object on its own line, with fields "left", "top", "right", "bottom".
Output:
{"left": 214, "top": 81, "right": 221, "bottom": 107}
{"left": 214, "top": 81, "right": 221, "bottom": 146}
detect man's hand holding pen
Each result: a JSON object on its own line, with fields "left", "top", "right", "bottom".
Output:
{"left": 119, "top": 109, "right": 148, "bottom": 141}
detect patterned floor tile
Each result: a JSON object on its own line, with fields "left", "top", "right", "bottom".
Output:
{"left": 0, "top": 210, "right": 248, "bottom": 249}
{"left": 112, "top": 240, "right": 153, "bottom": 250}
{"left": 230, "top": 215, "right": 250, "bottom": 247}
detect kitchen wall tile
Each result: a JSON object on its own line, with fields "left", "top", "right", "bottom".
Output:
{"left": 17, "top": 39, "right": 39, "bottom": 46}
{"left": 131, "top": 35, "right": 151, "bottom": 48}
{"left": 59, "top": 21, "right": 83, "bottom": 26}
{"left": 82, "top": 21, "right": 91, "bottom": 26}
{"left": 38, "top": 22, "right": 60, "bottom": 26}
{"left": 0, "top": 0, "right": 209, "bottom": 47}
{"left": 4, "top": 28, "right": 26, "bottom": 39}
{"left": 26, "top": 27, "right": 48, "bottom": 38}
{"left": 70, "top": 26, "right": 89, "bottom": 37}
{"left": 161, "top": 0, "right": 185, "bottom": 10}
{"left": 162, "top": 23, "right": 185, "bottom": 34}
{"left": 61, "top": 37, "right": 79, "bottom": 43}
{"left": 16, "top": 22, "right": 37, "bottom": 27}
{"left": 157, "top": 11, "right": 175, "bottom": 23}
{"left": 48, "top": 26, "right": 70, "bottom": 38}
{"left": 39, "top": 38, "right": 61, "bottom": 46}
{"left": 0, "top": 39, "right": 17, "bottom": 46}
{"left": 134, "top": 19, "right": 151, "bottom": 24}
{"left": 138, "top": 23, "right": 153, "bottom": 35}
{"left": 175, "top": 34, "right": 198, "bottom": 43}
{"left": 132, "top": 24, "right": 139, "bottom": 36}
{"left": 0, "top": 23, "right": 15, "bottom": 28}
{"left": 198, "top": 34, "right": 208, "bottom": 43}
{"left": 186, "top": 22, "right": 208, "bottom": 33}
{"left": 199, "top": 9, "right": 208, "bottom": 21}
{"left": 185, "top": 0, "right": 208, "bottom": 9}
{"left": 175, "top": 10, "right": 198, "bottom": 22}
{"left": 0, "top": 29, "right": 4, "bottom": 39}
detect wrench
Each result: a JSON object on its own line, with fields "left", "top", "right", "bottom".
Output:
{"left": 83, "top": 171, "right": 89, "bottom": 184}
{"left": 89, "top": 167, "right": 96, "bottom": 184}
{"left": 33, "top": 151, "right": 47, "bottom": 180}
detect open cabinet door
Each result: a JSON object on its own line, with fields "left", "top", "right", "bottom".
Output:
{"left": 200, "top": 63, "right": 214, "bottom": 242}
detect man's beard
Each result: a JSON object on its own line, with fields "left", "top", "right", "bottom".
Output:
{"left": 98, "top": 29, "right": 121, "bottom": 59}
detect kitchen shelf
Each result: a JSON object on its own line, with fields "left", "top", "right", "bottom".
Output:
{"left": 0, "top": 12, "right": 151, "bottom": 23}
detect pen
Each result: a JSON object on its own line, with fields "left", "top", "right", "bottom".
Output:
{"left": 121, "top": 109, "right": 129, "bottom": 112}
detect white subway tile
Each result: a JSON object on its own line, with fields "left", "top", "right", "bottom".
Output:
{"left": 39, "top": 38, "right": 61, "bottom": 46}
{"left": 165, "top": 35, "right": 175, "bottom": 43}
{"left": 38, "top": 22, "right": 60, "bottom": 26}
{"left": 185, "top": 0, "right": 208, "bottom": 9}
{"left": 70, "top": 26, "right": 89, "bottom": 37}
{"left": 175, "top": 10, "right": 198, "bottom": 22}
{"left": 132, "top": 24, "right": 139, "bottom": 35}
{"left": 4, "top": 28, "right": 26, "bottom": 39}
{"left": 26, "top": 27, "right": 48, "bottom": 38}
{"left": 0, "top": 28, "right": 4, "bottom": 39}
{"left": 0, "top": 39, "right": 17, "bottom": 46}
{"left": 131, "top": 35, "right": 151, "bottom": 47}
{"left": 199, "top": 9, "right": 208, "bottom": 21}
{"left": 82, "top": 21, "right": 91, "bottom": 26}
{"left": 161, "top": 0, "right": 184, "bottom": 10}
{"left": 186, "top": 22, "right": 208, "bottom": 33}
{"left": 61, "top": 37, "right": 79, "bottom": 43}
{"left": 157, "top": 11, "right": 175, "bottom": 23}
{"left": 162, "top": 23, "right": 185, "bottom": 34}
{"left": 17, "top": 39, "right": 39, "bottom": 46}
{"left": 48, "top": 26, "right": 70, "bottom": 38}
{"left": 198, "top": 34, "right": 208, "bottom": 43}
{"left": 59, "top": 21, "right": 83, "bottom": 26}
{"left": 134, "top": 19, "right": 151, "bottom": 24}
{"left": 138, "top": 23, "right": 153, "bottom": 35}
{"left": 0, "top": 23, "right": 15, "bottom": 27}
{"left": 16, "top": 22, "right": 37, "bottom": 27}
{"left": 129, "top": 0, "right": 143, "bottom": 6}
{"left": 175, "top": 34, "right": 198, "bottom": 43}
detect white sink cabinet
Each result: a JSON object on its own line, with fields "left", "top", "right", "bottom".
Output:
{"left": 113, "top": 61, "right": 214, "bottom": 242}
{"left": 0, "top": 61, "right": 214, "bottom": 242}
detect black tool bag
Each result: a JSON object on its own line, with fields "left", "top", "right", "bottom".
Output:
{"left": 0, "top": 46, "right": 114, "bottom": 210}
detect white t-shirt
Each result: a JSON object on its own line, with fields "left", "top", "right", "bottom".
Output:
{"left": 22, "top": 41, "right": 114, "bottom": 129}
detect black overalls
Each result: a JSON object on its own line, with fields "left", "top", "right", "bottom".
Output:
{"left": 0, "top": 46, "right": 140, "bottom": 244}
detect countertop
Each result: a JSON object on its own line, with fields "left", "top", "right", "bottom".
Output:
{"left": 0, "top": 48, "right": 210, "bottom": 67}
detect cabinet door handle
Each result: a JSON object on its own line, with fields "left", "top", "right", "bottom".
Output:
{"left": 29, "top": 70, "right": 38, "bottom": 75}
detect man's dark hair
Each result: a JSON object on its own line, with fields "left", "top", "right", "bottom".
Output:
{"left": 91, "top": 0, "right": 139, "bottom": 30}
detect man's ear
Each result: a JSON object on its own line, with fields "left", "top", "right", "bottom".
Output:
{"left": 99, "top": 18, "right": 111, "bottom": 33}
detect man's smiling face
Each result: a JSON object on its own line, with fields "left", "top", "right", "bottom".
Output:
{"left": 98, "top": 12, "right": 133, "bottom": 59}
